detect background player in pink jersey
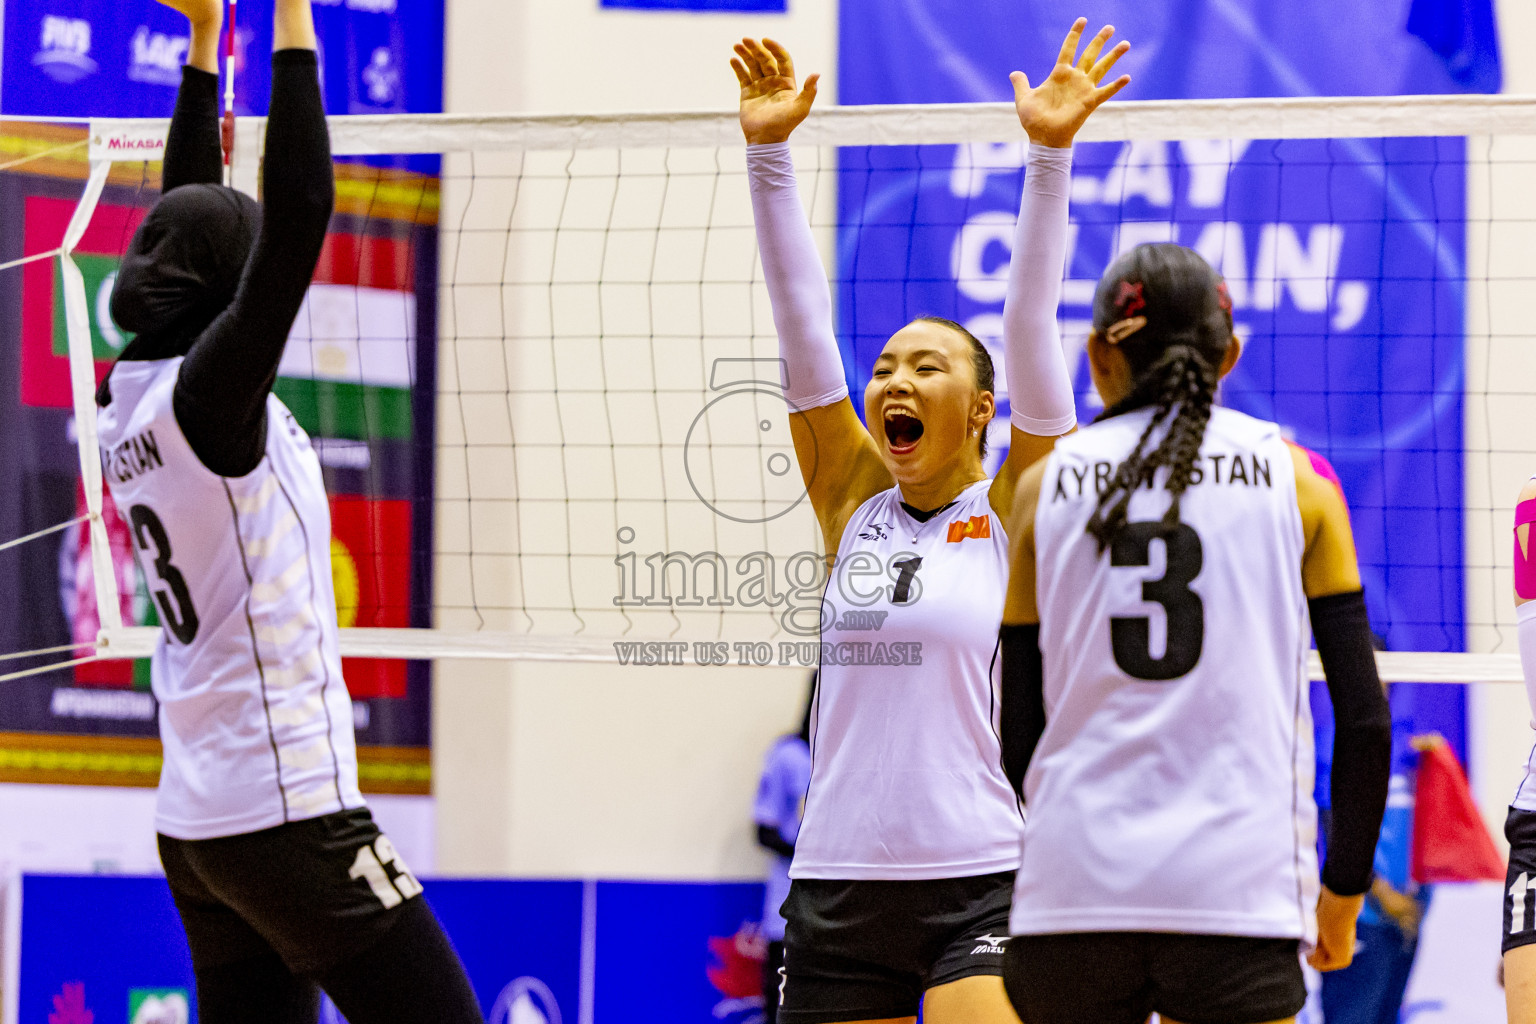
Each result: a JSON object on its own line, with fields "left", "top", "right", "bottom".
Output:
{"left": 1503, "top": 473, "right": 1536, "bottom": 1023}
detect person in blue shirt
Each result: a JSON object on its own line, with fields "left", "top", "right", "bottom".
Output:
{"left": 755, "top": 675, "right": 814, "bottom": 1023}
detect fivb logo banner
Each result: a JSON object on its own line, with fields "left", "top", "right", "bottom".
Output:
{"left": 836, "top": 0, "right": 1497, "bottom": 679}
{"left": 2, "top": 0, "right": 443, "bottom": 117}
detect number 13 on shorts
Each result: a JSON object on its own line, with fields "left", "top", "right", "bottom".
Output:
{"left": 1511, "top": 872, "right": 1534, "bottom": 935}
{"left": 350, "top": 835, "right": 424, "bottom": 909}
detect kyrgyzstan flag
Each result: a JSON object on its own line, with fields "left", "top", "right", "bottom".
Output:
{"left": 1411, "top": 741, "right": 1505, "bottom": 883}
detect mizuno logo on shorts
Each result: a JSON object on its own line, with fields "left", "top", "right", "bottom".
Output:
{"left": 971, "top": 933, "right": 1008, "bottom": 955}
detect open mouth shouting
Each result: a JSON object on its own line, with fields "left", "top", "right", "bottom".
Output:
{"left": 884, "top": 408, "right": 925, "bottom": 456}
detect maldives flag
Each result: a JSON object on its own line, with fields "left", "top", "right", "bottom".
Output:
{"left": 21, "top": 195, "right": 145, "bottom": 408}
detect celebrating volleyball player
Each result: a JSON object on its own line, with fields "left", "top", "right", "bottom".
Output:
{"left": 998, "top": 243, "right": 1393, "bottom": 1024}
{"left": 96, "top": 2, "right": 482, "bottom": 1021}
{"left": 1505, "top": 476, "right": 1536, "bottom": 1023}
{"left": 731, "top": 20, "right": 1129, "bottom": 1024}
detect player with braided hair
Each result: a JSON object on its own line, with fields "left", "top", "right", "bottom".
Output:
{"left": 997, "top": 242, "right": 1391, "bottom": 1024}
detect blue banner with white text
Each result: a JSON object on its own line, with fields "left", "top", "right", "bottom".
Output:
{"left": 838, "top": 0, "right": 1501, "bottom": 763}
{"left": 2, "top": 0, "right": 444, "bottom": 118}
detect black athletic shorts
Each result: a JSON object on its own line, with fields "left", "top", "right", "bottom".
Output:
{"left": 1506, "top": 806, "right": 1536, "bottom": 954}
{"left": 1003, "top": 931, "right": 1305, "bottom": 1024}
{"left": 159, "top": 806, "right": 422, "bottom": 975}
{"left": 776, "top": 870, "right": 1013, "bottom": 1024}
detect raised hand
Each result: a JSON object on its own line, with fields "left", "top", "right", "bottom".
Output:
{"left": 731, "top": 38, "right": 820, "bottom": 146}
{"left": 1011, "top": 18, "right": 1131, "bottom": 149}
{"left": 154, "top": 0, "right": 222, "bottom": 73}
{"left": 154, "top": 0, "right": 223, "bottom": 29}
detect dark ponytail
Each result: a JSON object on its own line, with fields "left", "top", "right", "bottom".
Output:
{"left": 1084, "top": 245, "right": 1232, "bottom": 553}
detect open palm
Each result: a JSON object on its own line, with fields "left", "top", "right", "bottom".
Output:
{"left": 1012, "top": 19, "right": 1131, "bottom": 148}
{"left": 154, "top": 0, "right": 223, "bottom": 28}
{"left": 732, "top": 38, "right": 820, "bottom": 146}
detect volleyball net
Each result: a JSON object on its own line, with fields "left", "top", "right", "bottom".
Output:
{"left": 2, "top": 94, "right": 1535, "bottom": 680}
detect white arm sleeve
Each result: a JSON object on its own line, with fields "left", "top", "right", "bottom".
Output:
{"left": 746, "top": 142, "right": 849, "bottom": 411}
{"left": 1004, "top": 143, "right": 1078, "bottom": 437}
{"left": 1518, "top": 601, "right": 1536, "bottom": 728}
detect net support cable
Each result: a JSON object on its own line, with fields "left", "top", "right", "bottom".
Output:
{"left": 64, "top": 94, "right": 1536, "bottom": 673}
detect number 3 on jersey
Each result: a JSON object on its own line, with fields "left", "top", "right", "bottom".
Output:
{"left": 127, "top": 504, "right": 200, "bottom": 644}
{"left": 1110, "top": 522, "right": 1204, "bottom": 681}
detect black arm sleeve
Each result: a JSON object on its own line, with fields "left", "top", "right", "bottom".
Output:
{"left": 174, "top": 50, "right": 334, "bottom": 477}
{"left": 162, "top": 65, "right": 223, "bottom": 192}
{"left": 1311, "top": 590, "right": 1393, "bottom": 897}
{"left": 756, "top": 824, "right": 796, "bottom": 859}
{"left": 1000, "top": 623, "right": 1046, "bottom": 800}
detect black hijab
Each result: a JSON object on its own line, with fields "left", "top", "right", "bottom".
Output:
{"left": 110, "top": 183, "right": 261, "bottom": 362}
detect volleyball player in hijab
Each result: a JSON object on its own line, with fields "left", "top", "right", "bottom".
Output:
{"left": 999, "top": 243, "right": 1392, "bottom": 1024}
{"left": 732, "top": 20, "right": 1129, "bottom": 1024}
{"left": 1505, "top": 474, "right": 1536, "bottom": 1023}
{"left": 96, "top": 2, "right": 481, "bottom": 1021}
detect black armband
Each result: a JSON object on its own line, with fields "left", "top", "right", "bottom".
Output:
{"left": 756, "top": 824, "right": 795, "bottom": 859}
{"left": 1310, "top": 590, "right": 1392, "bottom": 897}
{"left": 1000, "top": 622, "right": 1046, "bottom": 800}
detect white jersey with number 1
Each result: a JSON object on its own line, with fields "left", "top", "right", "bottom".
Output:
{"left": 792, "top": 478, "right": 1023, "bottom": 881}
{"left": 98, "top": 357, "right": 363, "bottom": 841}
{"left": 1013, "top": 405, "right": 1317, "bottom": 943}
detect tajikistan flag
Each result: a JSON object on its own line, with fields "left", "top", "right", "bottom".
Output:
{"left": 274, "top": 232, "right": 416, "bottom": 442}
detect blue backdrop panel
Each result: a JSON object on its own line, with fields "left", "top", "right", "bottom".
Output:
{"left": 837, "top": 0, "right": 1501, "bottom": 766}
{"left": 18, "top": 874, "right": 194, "bottom": 1024}
{"left": 594, "top": 880, "right": 766, "bottom": 1024}
{"left": 15, "top": 874, "right": 771, "bottom": 1024}
{"left": 3, "top": 0, "right": 444, "bottom": 117}
{"left": 411, "top": 880, "right": 585, "bottom": 1024}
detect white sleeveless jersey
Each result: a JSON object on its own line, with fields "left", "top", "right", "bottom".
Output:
{"left": 792, "top": 478, "right": 1023, "bottom": 880}
{"left": 98, "top": 358, "right": 363, "bottom": 840}
{"left": 1013, "top": 406, "right": 1317, "bottom": 942}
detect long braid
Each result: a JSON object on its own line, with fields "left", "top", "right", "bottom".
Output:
{"left": 1086, "top": 343, "right": 1216, "bottom": 551}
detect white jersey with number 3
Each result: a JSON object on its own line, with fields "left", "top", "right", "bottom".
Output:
{"left": 98, "top": 358, "right": 363, "bottom": 841}
{"left": 1013, "top": 406, "right": 1317, "bottom": 942}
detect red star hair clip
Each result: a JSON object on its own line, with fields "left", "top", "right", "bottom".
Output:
{"left": 1116, "top": 280, "right": 1146, "bottom": 318}
{"left": 1215, "top": 280, "right": 1233, "bottom": 314}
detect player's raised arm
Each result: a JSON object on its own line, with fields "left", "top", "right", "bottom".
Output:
{"left": 733, "top": 38, "right": 890, "bottom": 556}
{"left": 170, "top": 0, "right": 334, "bottom": 477}
{"left": 989, "top": 19, "right": 1130, "bottom": 518}
{"left": 154, "top": 0, "right": 223, "bottom": 191}
{"left": 1290, "top": 444, "right": 1392, "bottom": 972}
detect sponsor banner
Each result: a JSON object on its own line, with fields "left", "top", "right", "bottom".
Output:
{"left": 2, "top": 0, "right": 444, "bottom": 119}
{"left": 0, "top": 138, "right": 437, "bottom": 765}
{"left": 838, "top": 0, "right": 1502, "bottom": 762}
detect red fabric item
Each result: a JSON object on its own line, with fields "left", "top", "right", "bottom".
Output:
{"left": 1411, "top": 742, "right": 1505, "bottom": 883}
